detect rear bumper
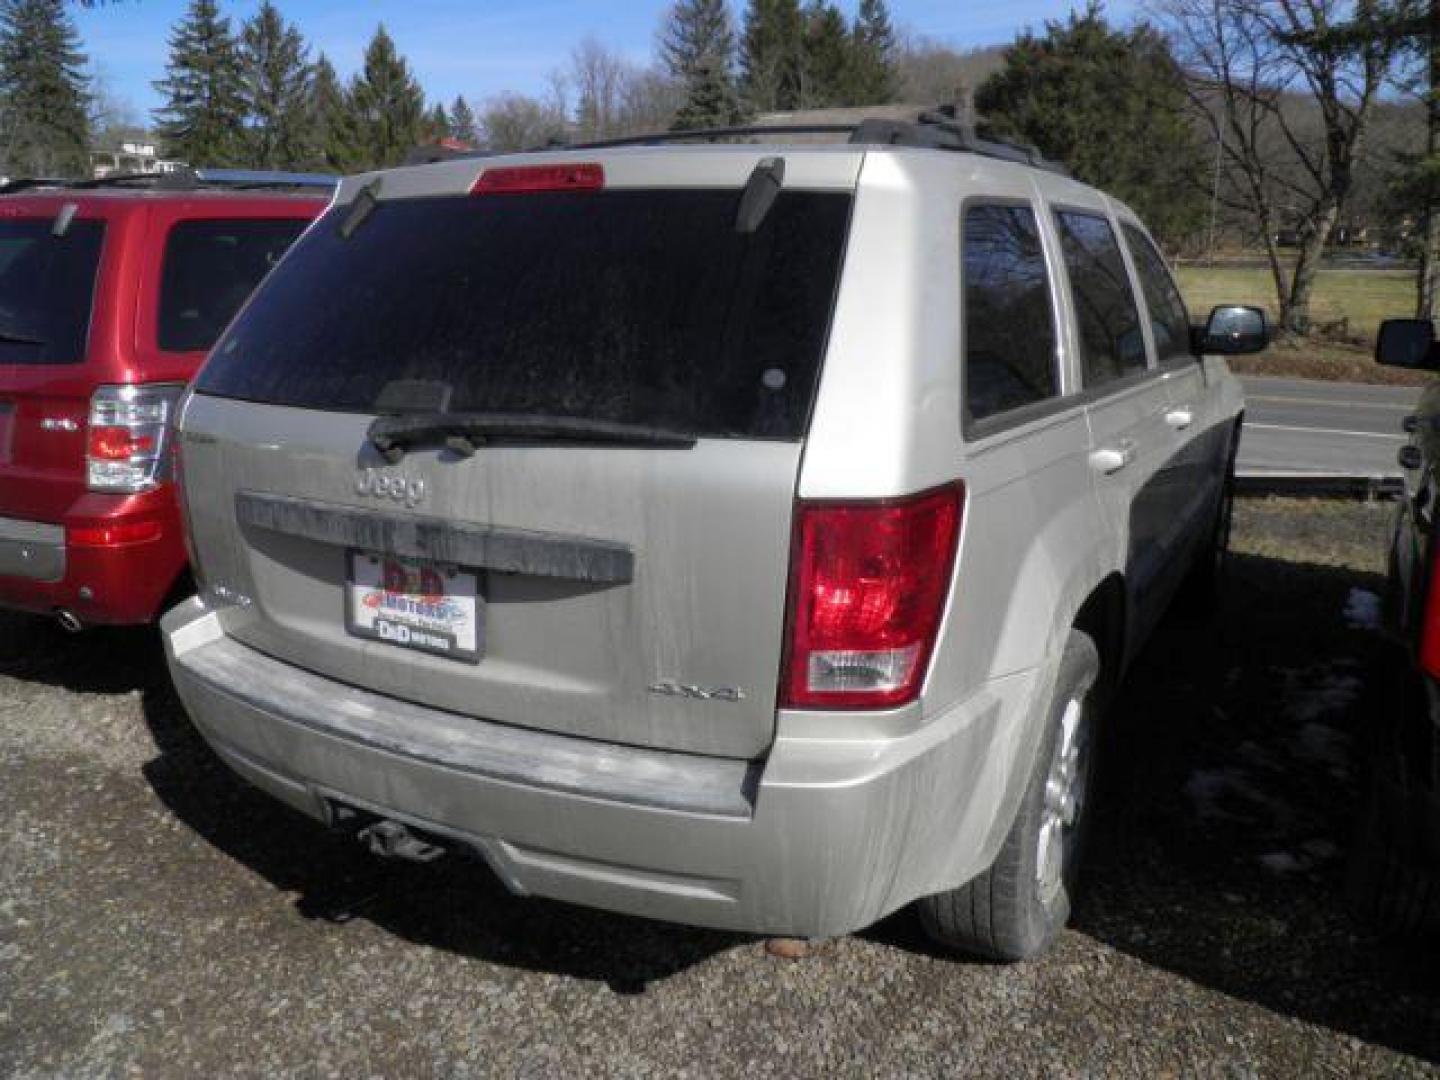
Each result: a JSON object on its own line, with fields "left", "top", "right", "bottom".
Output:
{"left": 0, "top": 493, "right": 186, "bottom": 625}
{"left": 163, "top": 598, "right": 1048, "bottom": 938}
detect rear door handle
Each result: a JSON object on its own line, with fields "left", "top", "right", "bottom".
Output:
{"left": 1164, "top": 406, "right": 1194, "bottom": 431}
{"left": 1089, "top": 439, "right": 1136, "bottom": 475}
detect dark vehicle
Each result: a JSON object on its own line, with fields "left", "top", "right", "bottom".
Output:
{"left": 1354, "top": 317, "right": 1440, "bottom": 933}
{"left": 0, "top": 170, "right": 330, "bottom": 629}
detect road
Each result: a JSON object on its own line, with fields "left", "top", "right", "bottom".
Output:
{"left": 1237, "top": 375, "right": 1419, "bottom": 480}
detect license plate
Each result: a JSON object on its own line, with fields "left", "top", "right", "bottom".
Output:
{"left": 345, "top": 551, "right": 483, "bottom": 663}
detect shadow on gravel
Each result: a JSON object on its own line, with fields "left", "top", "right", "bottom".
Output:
{"left": 0, "top": 611, "right": 167, "bottom": 696}
{"left": 1069, "top": 550, "right": 1440, "bottom": 1061}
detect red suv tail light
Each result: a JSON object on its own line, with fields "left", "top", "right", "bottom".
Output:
{"left": 781, "top": 483, "right": 963, "bottom": 710}
{"left": 1421, "top": 549, "right": 1440, "bottom": 679}
{"left": 86, "top": 383, "right": 185, "bottom": 493}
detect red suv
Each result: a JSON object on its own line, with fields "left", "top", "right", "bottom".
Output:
{"left": 0, "top": 172, "right": 330, "bottom": 628}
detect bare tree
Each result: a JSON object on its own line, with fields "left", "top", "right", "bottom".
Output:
{"left": 552, "top": 37, "right": 680, "bottom": 141}
{"left": 477, "top": 90, "right": 568, "bottom": 152}
{"left": 567, "top": 36, "right": 632, "bottom": 141}
{"left": 894, "top": 33, "right": 1004, "bottom": 111}
{"left": 1158, "top": 0, "right": 1402, "bottom": 334}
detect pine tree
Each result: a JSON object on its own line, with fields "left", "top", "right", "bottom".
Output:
{"left": 241, "top": 0, "right": 311, "bottom": 169}
{"left": 800, "top": 0, "right": 851, "bottom": 107}
{"left": 849, "top": 0, "right": 897, "bottom": 104}
{"left": 660, "top": 0, "right": 742, "bottom": 128}
{"left": 977, "top": 10, "right": 1205, "bottom": 246}
{"left": 423, "top": 101, "right": 449, "bottom": 143}
{"left": 0, "top": 0, "right": 89, "bottom": 177}
{"left": 740, "top": 0, "right": 803, "bottom": 112}
{"left": 449, "top": 95, "right": 476, "bottom": 144}
{"left": 153, "top": 0, "right": 247, "bottom": 166}
{"left": 347, "top": 25, "right": 424, "bottom": 169}
{"left": 306, "top": 54, "right": 358, "bottom": 171}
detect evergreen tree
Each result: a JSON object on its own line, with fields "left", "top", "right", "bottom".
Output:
{"left": 976, "top": 9, "right": 1205, "bottom": 247}
{"left": 153, "top": 0, "right": 247, "bottom": 166}
{"left": 347, "top": 25, "right": 424, "bottom": 168}
{"left": 0, "top": 0, "right": 89, "bottom": 177}
{"left": 241, "top": 0, "right": 311, "bottom": 169}
{"left": 660, "top": 0, "right": 742, "bottom": 128}
{"left": 849, "top": 0, "right": 897, "bottom": 104}
{"left": 800, "top": 0, "right": 851, "bottom": 107}
{"left": 449, "top": 95, "right": 477, "bottom": 144}
{"left": 740, "top": 0, "right": 803, "bottom": 112}
{"left": 306, "top": 53, "right": 356, "bottom": 171}
{"left": 423, "top": 100, "right": 449, "bottom": 143}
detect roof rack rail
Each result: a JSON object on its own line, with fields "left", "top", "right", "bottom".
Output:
{"left": 0, "top": 167, "right": 337, "bottom": 196}
{"left": 550, "top": 109, "right": 1069, "bottom": 176}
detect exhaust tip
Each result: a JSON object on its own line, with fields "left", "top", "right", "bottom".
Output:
{"left": 54, "top": 609, "right": 83, "bottom": 634}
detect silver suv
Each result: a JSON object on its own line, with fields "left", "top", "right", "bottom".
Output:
{"left": 163, "top": 118, "right": 1264, "bottom": 961}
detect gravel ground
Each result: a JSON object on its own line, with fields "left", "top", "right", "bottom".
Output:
{"left": 2, "top": 497, "right": 1438, "bottom": 1077}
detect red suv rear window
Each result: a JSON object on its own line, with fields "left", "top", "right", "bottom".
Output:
{"left": 0, "top": 218, "right": 104, "bottom": 366}
{"left": 157, "top": 218, "right": 308, "bottom": 353}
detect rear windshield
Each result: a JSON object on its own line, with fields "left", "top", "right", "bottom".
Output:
{"left": 158, "top": 218, "right": 308, "bottom": 353}
{"left": 196, "top": 189, "right": 853, "bottom": 439}
{"left": 0, "top": 218, "right": 105, "bottom": 366}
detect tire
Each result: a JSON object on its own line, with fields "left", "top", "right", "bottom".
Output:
{"left": 1348, "top": 785, "right": 1440, "bottom": 938}
{"left": 918, "top": 630, "right": 1102, "bottom": 961}
{"left": 1346, "top": 649, "right": 1440, "bottom": 938}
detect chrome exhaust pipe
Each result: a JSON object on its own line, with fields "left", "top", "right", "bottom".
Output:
{"left": 54, "top": 609, "right": 83, "bottom": 634}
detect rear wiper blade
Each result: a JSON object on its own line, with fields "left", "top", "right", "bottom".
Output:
{"left": 368, "top": 412, "right": 697, "bottom": 462}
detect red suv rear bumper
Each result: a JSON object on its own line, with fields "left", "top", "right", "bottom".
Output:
{"left": 0, "top": 488, "right": 187, "bottom": 626}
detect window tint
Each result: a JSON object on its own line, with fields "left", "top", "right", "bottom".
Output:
{"left": 1054, "top": 211, "right": 1146, "bottom": 387}
{"left": 197, "top": 190, "right": 852, "bottom": 439}
{"left": 158, "top": 218, "right": 307, "bottom": 352}
{"left": 0, "top": 219, "right": 105, "bottom": 365}
{"left": 1122, "top": 223, "right": 1192, "bottom": 366}
{"left": 962, "top": 204, "right": 1057, "bottom": 422}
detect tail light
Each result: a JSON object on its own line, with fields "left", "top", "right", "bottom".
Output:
{"left": 781, "top": 483, "right": 963, "bottom": 709}
{"left": 1421, "top": 541, "right": 1440, "bottom": 679}
{"left": 86, "top": 384, "right": 185, "bottom": 493}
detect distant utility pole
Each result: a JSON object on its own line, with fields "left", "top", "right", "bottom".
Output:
{"left": 1207, "top": 132, "right": 1223, "bottom": 267}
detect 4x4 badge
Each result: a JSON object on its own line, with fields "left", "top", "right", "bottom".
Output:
{"left": 648, "top": 681, "right": 745, "bottom": 703}
{"left": 355, "top": 468, "right": 425, "bottom": 508}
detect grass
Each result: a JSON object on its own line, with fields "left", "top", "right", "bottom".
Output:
{"left": 1175, "top": 265, "right": 1413, "bottom": 343}
{"left": 1175, "top": 264, "right": 1433, "bottom": 386}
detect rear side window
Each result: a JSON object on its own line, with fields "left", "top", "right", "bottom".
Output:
{"left": 158, "top": 218, "right": 308, "bottom": 353}
{"left": 196, "top": 189, "right": 853, "bottom": 439}
{"left": 1122, "top": 223, "right": 1192, "bottom": 367}
{"left": 962, "top": 204, "right": 1058, "bottom": 423}
{"left": 0, "top": 218, "right": 105, "bottom": 365}
{"left": 1054, "top": 211, "right": 1146, "bottom": 388}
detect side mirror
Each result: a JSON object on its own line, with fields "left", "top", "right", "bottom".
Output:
{"left": 1195, "top": 305, "right": 1269, "bottom": 356}
{"left": 1376, "top": 319, "right": 1438, "bottom": 370}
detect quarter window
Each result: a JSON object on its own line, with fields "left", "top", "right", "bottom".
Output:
{"left": 1054, "top": 211, "right": 1147, "bottom": 388}
{"left": 158, "top": 218, "right": 308, "bottom": 353}
{"left": 1122, "top": 223, "right": 1192, "bottom": 367}
{"left": 962, "top": 204, "right": 1058, "bottom": 423}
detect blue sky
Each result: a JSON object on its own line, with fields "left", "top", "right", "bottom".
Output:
{"left": 77, "top": 0, "right": 1140, "bottom": 124}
